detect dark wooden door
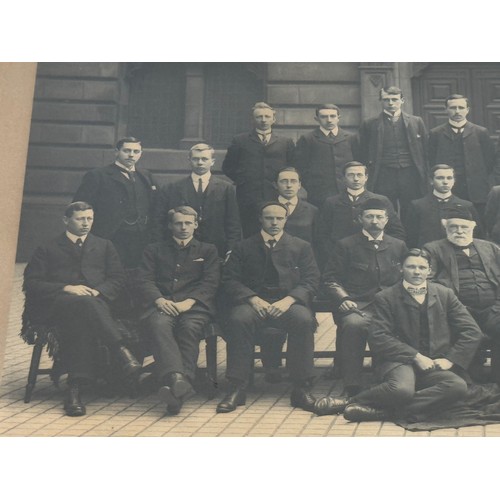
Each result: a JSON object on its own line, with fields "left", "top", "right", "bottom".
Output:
{"left": 412, "top": 62, "right": 500, "bottom": 137}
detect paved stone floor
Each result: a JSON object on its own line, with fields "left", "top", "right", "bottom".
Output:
{"left": 1, "top": 263, "right": 500, "bottom": 437}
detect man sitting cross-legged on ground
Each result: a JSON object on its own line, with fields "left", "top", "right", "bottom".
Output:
{"left": 314, "top": 249, "right": 483, "bottom": 423}
{"left": 134, "top": 206, "right": 220, "bottom": 415}
{"left": 23, "top": 202, "right": 142, "bottom": 417}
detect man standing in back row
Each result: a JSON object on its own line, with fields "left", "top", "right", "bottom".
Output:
{"left": 428, "top": 94, "right": 498, "bottom": 218}
{"left": 73, "top": 137, "right": 158, "bottom": 270}
{"left": 294, "top": 104, "right": 359, "bottom": 208}
{"left": 222, "top": 102, "right": 295, "bottom": 237}
{"left": 359, "top": 86, "right": 428, "bottom": 220}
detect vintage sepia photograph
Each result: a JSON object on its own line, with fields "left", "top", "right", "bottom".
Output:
{"left": 3, "top": 60, "right": 500, "bottom": 438}
{"left": 1, "top": 3, "right": 499, "bottom": 498}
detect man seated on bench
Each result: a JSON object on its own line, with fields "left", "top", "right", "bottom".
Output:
{"left": 314, "top": 249, "right": 483, "bottom": 422}
{"left": 216, "top": 201, "right": 320, "bottom": 414}
{"left": 23, "top": 202, "right": 142, "bottom": 417}
{"left": 134, "top": 206, "right": 220, "bottom": 415}
{"left": 322, "top": 198, "right": 408, "bottom": 397}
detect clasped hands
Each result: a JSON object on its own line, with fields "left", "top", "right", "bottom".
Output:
{"left": 155, "top": 297, "right": 196, "bottom": 316}
{"left": 63, "top": 284, "right": 100, "bottom": 297}
{"left": 414, "top": 353, "right": 453, "bottom": 371}
{"left": 248, "top": 295, "right": 296, "bottom": 319}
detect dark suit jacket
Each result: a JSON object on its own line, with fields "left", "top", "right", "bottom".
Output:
{"left": 316, "top": 190, "right": 405, "bottom": 268}
{"left": 405, "top": 193, "right": 483, "bottom": 248}
{"left": 221, "top": 130, "right": 295, "bottom": 208}
{"left": 222, "top": 232, "right": 319, "bottom": 308}
{"left": 485, "top": 186, "right": 500, "bottom": 243}
{"left": 73, "top": 164, "right": 159, "bottom": 239}
{"left": 428, "top": 122, "right": 498, "bottom": 203}
{"left": 279, "top": 197, "right": 318, "bottom": 246}
{"left": 424, "top": 238, "right": 500, "bottom": 295}
{"left": 23, "top": 233, "right": 125, "bottom": 323}
{"left": 293, "top": 127, "right": 359, "bottom": 207}
{"left": 359, "top": 112, "right": 428, "bottom": 193}
{"left": 134, "top": 238, "right": 220, "bottom": 317}
{"left": 156, "top": 175, "right": 242, "bottom": 257}
{"left": 322, "top": 232, "right": 408, "bottom": 310}
{"left": 368, "top": 282, "right": 483, "bottom": 376}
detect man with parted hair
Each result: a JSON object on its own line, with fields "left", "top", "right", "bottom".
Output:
{"left": 359, "top": 86, "right": 428, "bottom": 220}
{"left": 156, "top": 142, "right": 241, "bottom": 258}
{"left": 23, "top": 201, "right": 142, "bottom": 417}
{"left": 135, "top": 205, "right": 220, "bottom": 416}
{"left": 73, "top": 136, "right": 159, "bottom": 270}
{"left": 316, "top": 160, "right": 405, "bottom": 269}
{"left": 404, "top": 164, "right": 482, "bottom": 248}
{"left": 424, "top": 206, "right": 500, "bottom": 385}
{"left": 216, "top": 201, "right": 320, "bottom": 414}
{"left": 222, "top": 102, "right": 295, "bottom": 237}
{"left": 294, "top": 103, "right": 359, "bottom": 208}
{"left": 322, "top": 197, "right": 408, "bottom": 397}
{"left": 428, "top": 94, "right": 498, "bottom": 218}
{"left": 314, "top": 248, "right": 483, "bottom": 422}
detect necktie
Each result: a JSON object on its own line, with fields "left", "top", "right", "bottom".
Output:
{"left": 260, "top": 134, "right": 269, "bottom": 145}
{"left": 268, "top": 239, "right": 276, "bottom": 249}
{"left": 350, "top": 194, "right": 358, "bottom": 203}
{"left": 407, "top": 286, "right": 427, "bottom": 296}
{"left": 370, "top": 240, "right": 380, "bottom": 249}
{"left": 328, "top": 131, "right": 335, "bottom": 138}
{"left": 436, "top": 197, "right": 451, "bottom": 203}
{"left": 451, "top": 125, "right": 463, "bottom": 134}
{"left": 75, "top": 238, "right": 83, "bottom": 248}
{"left": 197, "top": 178, "right": 203, "bottom": 195}
{"left": 285, "top": 201, "right": 292, "bottom": 214}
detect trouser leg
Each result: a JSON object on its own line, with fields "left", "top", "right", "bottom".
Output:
{"left": 337, "top": 310, "right": 371, "bottom": 389}
{"left": 174, "top": 312, "right": 211, "bottom": 381}
{"left": 142, "top": 311, "right": 184, "bottom": 382}
{"left": 277, "top": 304, "right": 315, "bottom": 385}
{"left": 52, "top": 295, "right": 124, "bottom": 381}
{"left": 352, "top": 364, "right": 415, "bottom": 409}
{"left": 402, "top": 369, "right": 468, "bottom": 421}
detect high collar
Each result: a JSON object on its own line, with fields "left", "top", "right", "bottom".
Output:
{"left": 65, "top": 232, "right": 88, "bottom": 244}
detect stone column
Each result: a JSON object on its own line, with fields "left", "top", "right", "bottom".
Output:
{"left": 0, "top": 63, "right": 37, "bottom": 383}
{"left": 180, "top": 63, "right": 205, "bottom": 149}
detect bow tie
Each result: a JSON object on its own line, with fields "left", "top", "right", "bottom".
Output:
{"left": 407, "top": 286, "right": 427, "bottom": 296}
{"left": 436, "top": 197, "right": 451, "bottom": 203}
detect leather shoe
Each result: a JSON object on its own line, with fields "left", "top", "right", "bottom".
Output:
{"left": 158, "top": 373, "right": 195, "bottom": 415}
{"left": 314, "top": 396, "right": 350, "bottom": 416}
{"left": 216, "top": 388, "right": 246, "bottom": 413}
{"left": 290, "top": 387, "right": 316, "bottom": 412}
{"left": 116, "top": 345, "right": 141, "bottom": 379}
{"left": 343, "top": 403, "right": 387, "bottom": 422}
{"left": 64, "top": 385, "right": 86, "bottom": 417}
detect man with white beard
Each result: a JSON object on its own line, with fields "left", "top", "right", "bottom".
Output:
{"left": 424, "top": 206, "right": 500, "bottom": 385}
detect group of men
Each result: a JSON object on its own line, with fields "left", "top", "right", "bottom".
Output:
{"left": 23, "top": 87, "right": 500, "bottom": 424}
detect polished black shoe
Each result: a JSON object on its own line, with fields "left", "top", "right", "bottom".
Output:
{"left": 116, "top": 345, "right": 141, "bottom": 379}
{"left": 290, "top": 387, "right": 316, "bottom": 412}
{"left": 216, "top": 388, "right": 247, "bottom": 413}
{"left": 314, "top": 396, "right": 350, "bottom": 416}
{"left": 343, "top": 403, "right": 387, "bottom": 422}
{"left": 64, "top": 386, "right": 86, "bottom": 417}
{"left": 158, "top": 373, "right": 194, "bottom": 415}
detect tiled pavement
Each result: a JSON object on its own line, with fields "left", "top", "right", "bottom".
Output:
{"left": 1, "top": 264, "right": 499, "bottom": 437}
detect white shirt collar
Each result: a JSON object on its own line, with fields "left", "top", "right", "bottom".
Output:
{"left": 278, "top": 195, "right": 298, "bottom": 207}
{"left": 191, "top": 171, "right": 212, "bottom": 186}
{"left": 320, "top": 126, "right": 338, "bottom": 137}
{"left": 261, "top": 230, "right": 283, "bottom": 244}
{"left": 449, "top": 119, "right": 467, "bottom": 129}
{"left": 173, "top": 236, "right": 193, "bottom": 247}
{"left": 115, "top": 160, "right": 136, "bottom": 172}
{"left": 256, "top": 129, "right": 272, "bottom": 137}
{"left": 384, "top": 109, "right": 402, "bottom": 119}
{"left": 347, "top": 187, "right": 365, "bottom": 197}
{"left": 433, "top": 189, "right": 452, "bottom": 200}
{"left": 66, "top": 232, "right": 88, "bottom": 244}
{"left": 362, "top": 229, "right": 384, "bottom": 241}
{"left": 403, "top": 279, "right": 427, "bottom": 291}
